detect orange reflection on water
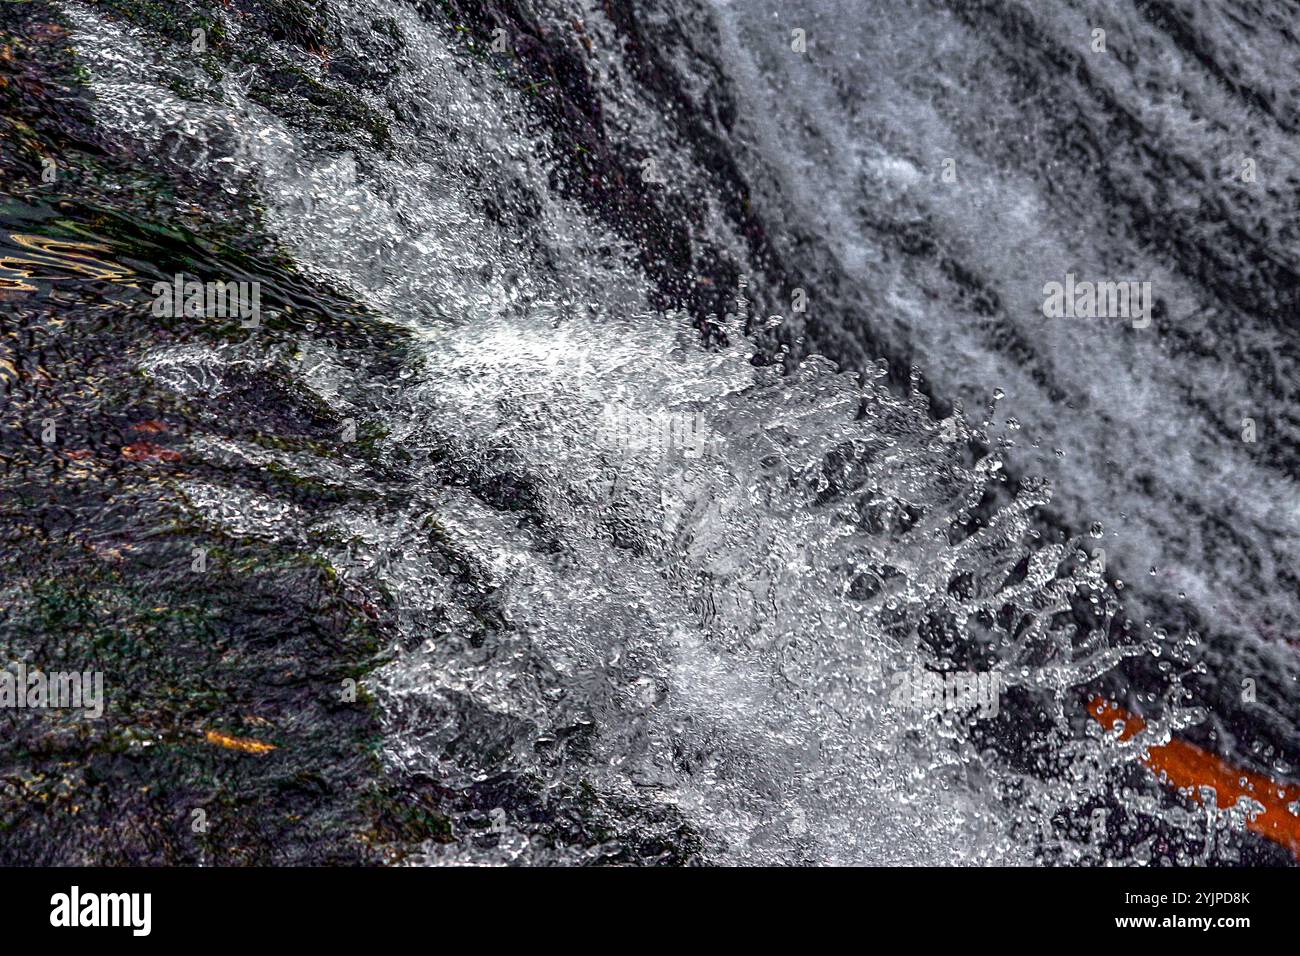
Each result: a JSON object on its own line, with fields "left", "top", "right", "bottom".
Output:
{"left": 0, "top": 233, "right": 135, "bottom": 292}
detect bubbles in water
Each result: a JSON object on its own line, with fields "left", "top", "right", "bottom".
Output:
{"left": 67, "top": 0, "right": 1204, "bottom": 865}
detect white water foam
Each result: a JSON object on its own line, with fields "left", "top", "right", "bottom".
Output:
{"left": 64, "top": 0, "right": 1221, "bottom": 864}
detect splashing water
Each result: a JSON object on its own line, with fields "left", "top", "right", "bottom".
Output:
{"left": 59, "top": 0, "right": 1223, "bottom": 864}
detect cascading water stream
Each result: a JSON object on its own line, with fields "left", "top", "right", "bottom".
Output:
{"left": 51, "top": 0, "right": 1253, "bottom": 865}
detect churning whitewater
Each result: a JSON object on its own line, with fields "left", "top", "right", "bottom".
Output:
{"left": 20, "top": 0, "right": 1294, "bottom": 866}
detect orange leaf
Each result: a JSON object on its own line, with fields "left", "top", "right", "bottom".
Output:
{"left": 205, "top": 730, "right": 277, "bottom": 755}
{"left": 1089, "top": 698, "right": 1300, "bottom": 858}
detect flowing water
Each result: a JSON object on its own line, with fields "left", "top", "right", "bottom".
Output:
{"left": 5, "top": 0, "right": 1296, "bottom": 864}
